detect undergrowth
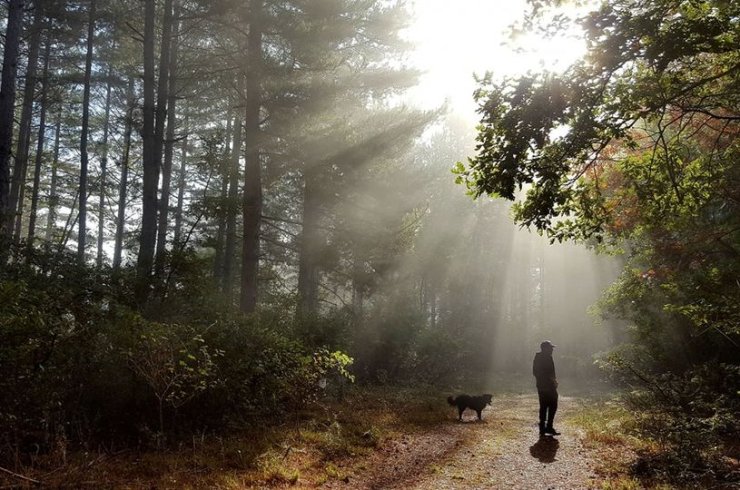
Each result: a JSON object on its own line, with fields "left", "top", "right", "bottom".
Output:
{"left": 568, "top": 398, "right": 739, "bottom": 490}
{"left": 0, "top": 386, "right": 448, "bottom": 488}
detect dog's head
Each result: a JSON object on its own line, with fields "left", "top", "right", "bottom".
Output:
{"left": 482, "top": 394, "right": 493, "bottom": 405}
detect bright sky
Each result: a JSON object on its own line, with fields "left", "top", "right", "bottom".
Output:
{"left": 405, "top": 0, "right": 588, "bottom": 119}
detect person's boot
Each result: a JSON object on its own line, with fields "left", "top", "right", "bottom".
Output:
{"left": 539, "top": 422, "right": 546, "bottom": 436}
{"left": 544, "top": 426, "right": 561, "bottom": 436}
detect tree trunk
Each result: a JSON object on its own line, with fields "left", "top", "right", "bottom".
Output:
{"left": 77, "top": 0, "right": 96, "bottom": 262}
{"left": 297, "top": 166, "right": 321, "bottom": 315}
{"left": 155, "top": 1, "right": 180, "bottom": 275}
{"left": 150, "top": 0, "right": 174, "bottom": 277}
{"left": 45, "top": 112, "right": 61, "bottom": 241}
{"left": 173, "top": 112, "right": 188, "bottom": 245}
{"left": 114, "top": 78, "right": 135, "bottom": 270}
{"left": 213, "top": 115, "right": 233, "bottom": 282}
{"left": 9, "top": 4, "right": 43, "bottom": 241}
{"left": 97, "top": 60, "right": 114, "bottom": 266}
{"left": 223, "top": 114, "right": 242, "bottom": 297}
{"left": 137, "top": 0, "right": 160, "bottom": 298}
{"left": 27, "top": 35, "right": 51, "bottom": 244}
{"left": 0, "top": 0, "right": 23, "bottom": 240}
{"left": 240, "top": 0, "right": 264, "bottom": 314}
{"left": 351, "top": 250, "right": 365, "bottom": 321}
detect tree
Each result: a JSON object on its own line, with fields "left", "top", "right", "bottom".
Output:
{"left": 113, "top": 77, "right": 136, "bottom": 270}
{"left": 27, "top": 34, "right": 52, "bottom": 243}
{"left": 457, "top": 0, "right": 740, "bottom": 243}
{"left": 137, "top": 0, "right": 159, "bottom": 297}
{"left": 9, "top": 2, "right": 44, "bottom": 242}
{"left": 0, "top": 0, "right": 25, "bottom": 241}
{"left": 458, "top": 0, "right": 740, "bottom": 468}
{"left": 97, "top": 58, "right": 115, "bottom": 266}
{"left": 239, "top": 0, "right": 264, "bottom": 314}
{"left": 155, "top": 0, "right": 182, "bottom": 275}
{"left": 78, "top": 0, "right": 97, "bottom": 262}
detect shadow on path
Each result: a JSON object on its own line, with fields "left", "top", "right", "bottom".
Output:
{"left": 529, "top": 436, "right": 560, "bottom": 463}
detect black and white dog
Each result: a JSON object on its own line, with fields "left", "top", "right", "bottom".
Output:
{"left": 447, "top": 394, "right": 493, "bottom": 421}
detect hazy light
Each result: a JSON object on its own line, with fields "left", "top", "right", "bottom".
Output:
{"left": 406, "top": 0, "right": 587, "bottom": 118}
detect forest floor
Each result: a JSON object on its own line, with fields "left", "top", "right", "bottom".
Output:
{"left": 321, "top": 394, "right": 601, "bottom": 490}
{"left": 2, "top": 389, "right": 737, "bottom": 489}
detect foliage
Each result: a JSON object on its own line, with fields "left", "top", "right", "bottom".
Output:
{"left": 0, "top": 246, "right": 355, "bottom": 457}
{"left": 458, "top": 0, "right": 740, "bottom": 477}
{"left": 457, "top": 0, "right": 740, "bottom": 241}
{"left": 125, "top": 322, "right": 223, "bottom": 432}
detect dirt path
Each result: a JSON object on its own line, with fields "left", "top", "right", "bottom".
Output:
{"left": 326, "top": 394, "right": 599, "bottom": 489}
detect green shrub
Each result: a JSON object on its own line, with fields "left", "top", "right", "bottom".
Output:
{"left": 600, "top": 349, "right": 739, "bottom": 482}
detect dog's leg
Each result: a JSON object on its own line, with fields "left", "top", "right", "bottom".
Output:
{"left": 476, "top": 409, "right": 482, "bottom": 420}
{"left": 458, "top": 407, "right": 464, "bottom": 421}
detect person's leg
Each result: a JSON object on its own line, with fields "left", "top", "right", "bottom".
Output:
{"left": 545, "top": 391, "right": 560, "bottom": 434}
{"left": 537, "top": 391, "right": 547, "bottom": 435}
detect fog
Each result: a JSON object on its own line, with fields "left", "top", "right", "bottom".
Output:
{"left": 302, "top": 112, "right": 624, "bottom": 387}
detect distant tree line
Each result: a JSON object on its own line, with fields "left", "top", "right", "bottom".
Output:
{"left": 0, "top": 0, "right": 431, "bottom": 309}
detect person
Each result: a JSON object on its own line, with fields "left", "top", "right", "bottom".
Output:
{"left": 533, "top": 340, "right": 560, "bottom": 436}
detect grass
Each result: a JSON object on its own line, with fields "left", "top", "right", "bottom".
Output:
{"left": 566, "top": 397, "right": 671, "bottom": 489}
{"left": 1, "top": 385, "right": 450, "bottom": 488}
{"left": 567, "top": 397, "right": 739, "bottom": 490}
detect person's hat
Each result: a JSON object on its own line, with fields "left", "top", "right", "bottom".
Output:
{"left": 540, "top": 340, "right": 556, "bottom": 350}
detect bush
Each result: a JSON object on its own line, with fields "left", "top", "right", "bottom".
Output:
{"left": 0, "top": 247, "right": 355, "bottom": 459}
{"left": 600, "top": 348, "right": 740, "bottom": 482}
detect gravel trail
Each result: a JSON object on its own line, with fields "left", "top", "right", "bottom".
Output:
{"left": 326, "top": 394, "right": 598, "bottom": 490}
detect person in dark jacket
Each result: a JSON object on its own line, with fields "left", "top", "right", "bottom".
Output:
{"left": 533, "top": 340, "right": 560, "bottom": 436}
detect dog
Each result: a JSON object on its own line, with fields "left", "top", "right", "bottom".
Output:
{"left": 447, "top": 394, "right": 493, "bottom": 421}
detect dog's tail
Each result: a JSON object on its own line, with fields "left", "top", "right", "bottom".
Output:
{"left": 447, "top": 396, "right": 456, "bottom": 406}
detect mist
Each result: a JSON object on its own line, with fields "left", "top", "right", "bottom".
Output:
{"left": 294, "top": 112, "right": 625, "bottom": 389}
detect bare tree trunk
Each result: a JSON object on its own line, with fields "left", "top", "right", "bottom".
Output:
{"left": 429, "top": 284, "right": 437, "bottom": 328}
{"left": 155, "top": 1, "right": 181, "bottom": 275}
{"left": 137, "top": 0, "right": 160, "bottom": 298}
{"left": 351, "top": 251, "right": 365, "bottom": 321}
{"left": 97, "top": 60, "right": 114, "bottom": 266}
{"left": 213, "top": 114, "right": 233, "bottom": 282}
{"left": 173, "top": 112, "right": 188, "bottom": 245}
{"left": 223, "top": 114, "right": 242, "bottom": 297}
{"left": 0, "top": 0, "right": 24, "bottom": 241}
{"left": 45, "top": 112, "right": 61, "bottom": 241}
{"left": 114, "top": 78, "right": 135, "bottom": 270}
{"left": 77, "top": 0, "right": 96, "bottom": 262}
{"left": 27, "top": 35, "right": 51, "bottom": 243}
{"left": 297, "top": 166, "right": 321, "bottom": 315}
{"left": 9, "top": 4, "right": 43, "bottom": 241}
{"left": 240, "top": 0, "right": 264, "bottom": 314}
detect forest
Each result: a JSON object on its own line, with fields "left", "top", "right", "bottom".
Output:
{"left": 0, "top": 0, "right": 738, "bottom": 488}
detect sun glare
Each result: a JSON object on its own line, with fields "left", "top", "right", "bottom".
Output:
{"left": 406, "top": 0, "right": 587, "bottom": 118}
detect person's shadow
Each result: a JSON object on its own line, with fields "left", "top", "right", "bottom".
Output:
{"left": 529, "top": 436, "right": 560, "bottom": 463}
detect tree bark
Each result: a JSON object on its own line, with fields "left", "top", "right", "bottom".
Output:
{"left": 97, "top": 60, "right": 114, "bottom": 266}
{"left": 223, "top": 113, "right": 242, "bottom": 296}
{"left": 113, "top": 78, "right": 135, "bottom": 270}
{"left": 351, "top": 250, "right": 365, "bottom": 321}
{"left": 297, "top": 166, "right": 321, "bottom": 315}
{"left": 173, "top": 112, "right": 188, "bottom": 245}
{"left": 27, "top": 35, "right": 51, "bottom": 244}
{"left": 155, "top": 1, "right": 180, "bottom": 275}
{"left": 0, "top": 0, "right": 24, "bottom": 240}
{"left": 9, "top": 3, "right": 43, "bottom": 241}
{"left": 137, "top": 0, "right": 160, "bottom": 298}
{"left": 77, "top": 0, "right": 96, "bottom": 262}
{"left": 45, "top": 112, "right": 61, "bottom": 241}
{"left": 213, "top": 114, "right": 233, "bottom": 282}
{"left": 240, "top": 0, "right": 264, "bottom": 314}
